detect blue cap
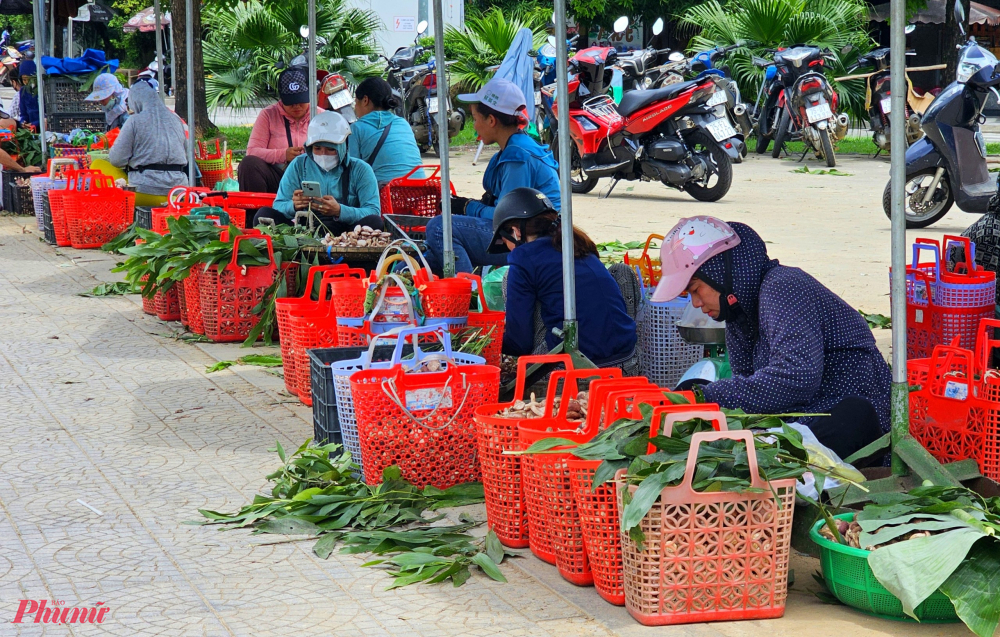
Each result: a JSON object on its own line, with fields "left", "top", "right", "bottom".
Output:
{"left": 19, "top": 60, "right": 35, "bottom": 77}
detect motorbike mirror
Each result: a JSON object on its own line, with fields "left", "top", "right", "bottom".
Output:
{"left": 299, "top": 25, "right": 309, "bottom": 38}
{"left": 547, "top": 35, "right": 557, "bottom": 47}
{"left": 905, "top": 24, "right": 916, "bottom": 34}
{"left": 652, "top": 18, "right": 664, "bottom": 36}
{"left": 613, "top": 16, "right": 629, "bottom": 33}
{"left": 416, "top": 20, "right": 428, "bottom": 35}
{"left": 668, "top": 51, "right": 685, "bottom": 62}
{"left": 954, "top": 0, "right": 966, "bottom": 35}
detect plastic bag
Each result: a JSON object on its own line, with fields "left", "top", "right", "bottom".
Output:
{"left": 482, "top": 265, "right": 508, "bottom": 311}
{"left": 213, "top": 178, "right": 240, "bottom": 192}
{"left": 766, "top": 422, "right": 866, "bottom": 501}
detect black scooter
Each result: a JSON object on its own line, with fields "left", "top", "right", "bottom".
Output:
{"left": 883, "top": 2, "right": 1000, "bottom": 228}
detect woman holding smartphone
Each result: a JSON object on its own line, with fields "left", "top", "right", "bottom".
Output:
{"left": 252, "top": 111, "right": 382, "bottom": 232}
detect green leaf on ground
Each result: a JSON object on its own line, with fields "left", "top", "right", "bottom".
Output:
{"left": 79, "top": 281, "right": 137, "bottom": 297}
{"left": 859, "top": 310, "right": 891, "bottom": 329}
{"left": 206, "top": 360, "right": 235, "bottom": 373}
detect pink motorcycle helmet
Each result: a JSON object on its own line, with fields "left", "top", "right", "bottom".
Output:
{"left": 650, "top": 216, "right": 741, "bottom": 302}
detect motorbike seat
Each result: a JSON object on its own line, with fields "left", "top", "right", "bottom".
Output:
{"left": 617, "top": 81, "right": 697, "bottom": 117}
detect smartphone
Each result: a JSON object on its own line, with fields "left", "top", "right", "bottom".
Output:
{"left": 301, "top": 181, "right": 322, "bottom": 199}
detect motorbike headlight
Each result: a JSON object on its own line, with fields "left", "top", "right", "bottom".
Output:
{"left": 957, "top": 61, "right": 980, "bottom": 83}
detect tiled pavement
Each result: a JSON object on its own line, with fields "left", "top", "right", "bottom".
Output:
{"left": 0, "top": 217, "right": 971, "bottom": 637}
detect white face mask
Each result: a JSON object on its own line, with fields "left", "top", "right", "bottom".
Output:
{"left": 313, "top": 151, "right": 340, "bottom": 171}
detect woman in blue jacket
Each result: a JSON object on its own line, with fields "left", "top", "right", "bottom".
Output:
{"left": 348, "top": 77, "right": 424, "bottom": 187}
{"left": 253, "top": 110, "right": 382, "bottom": 232}
{"left": 653, "top": 216, "right": 890, "bottom": 462}
{"left": 490, "top": 188, "right": 639, "bottom": 372}
{"left": 423, "top": 78, "right": 561, "bottom": 275}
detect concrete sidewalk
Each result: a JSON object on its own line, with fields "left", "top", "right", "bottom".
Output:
{"left": 0, "top": 216, "right": 968, "bottom": 636}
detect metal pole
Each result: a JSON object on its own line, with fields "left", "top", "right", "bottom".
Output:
{"left": 307, "top": 0, "right": 316, "bottom": 118}
{"left": 33, "top": 0, "right": 46, "bottom": 160}
{"left": 185, "top": 0, "right": 195, "bottom": 186}
{"left": 67, "top": 18, "right": 73, "bottom": 59}
{"left": 554, "top": 0, "right": 577, "bottom": 350}
{"left": 168, "top": 21, "right": 175, "bottom": 96}
{"left": 432, "top": 0, "right": 453, "bottom": 277}
{"left": 889, "top": 0, "right": 909, "bottom": 474}
{"left": 48, "top": 0, "right": 54, "bottom": 56}
{"left": 154, "top": 0, "right": 165, "bottom": 100}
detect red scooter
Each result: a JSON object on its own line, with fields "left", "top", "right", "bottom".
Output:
{"left": 545, "top": 45, "right": 742, "bottom": 200}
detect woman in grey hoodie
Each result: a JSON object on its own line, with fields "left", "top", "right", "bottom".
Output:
{"left": 108, "top": 82, "right": 189, "bottom": 206}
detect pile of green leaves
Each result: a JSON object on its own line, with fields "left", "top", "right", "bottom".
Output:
{"left": 78, "top": 281, "right": 137, "bottom": 297}
{"left": 205, "top": 354, "right": 284, "bottom": 373}
{"left": 196, "top": 440, "right": 510, "bottom": 589}
{"left": 596, "top": 239, "right": 647, "bottom": 265}
{"left": 836, "top": 485, "right": 1000, "bottom": 637}
{"left": 859, "top": 310, "right": 892, "bottom": 329}
{"left": 1, "top": 128, "right": 43, "bottom": 168}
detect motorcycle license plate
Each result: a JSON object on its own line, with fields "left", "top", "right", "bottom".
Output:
{"left": 880, "top": 97, "right": 892, "bottom": 114}
{"left": 706, "top": 118, "right": 738, "bottom": 142}
{"left": 328, "top": 90, "right": 353, "bottom": 109}
{"left": 806, "top": 102, "right": 833, "bottom": 123}
{"left": 534, "top": 90, "right": 541, "bottom": 105}
{"left": 706, "top": 90, "right": 728, "bottom": 107}
{"left": 428, "top": 96, "right": 439, "bottom": 114}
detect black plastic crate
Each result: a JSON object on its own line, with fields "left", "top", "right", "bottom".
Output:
{"left": 10, "top": 179, "right": 33, "bottom": 215}
{"left": 49, "top": 112, "right": 106, "bottom": 134}
{"left": 44, "top": 77, "right": 103, "bottom": 115}
{"left": 135, "top": 206, "right": 153, "bottom": 230}
{"left": 384, "top": 214, "right": 429, "bottom": 243}
{"left": 1, "top": 171, "right": 15, "bottom": 211}
{"left": 308, "top": 343, "right": 413, "bottom": 447}
{"left": 41, "top": 191, "right": 56, "bottom": 244}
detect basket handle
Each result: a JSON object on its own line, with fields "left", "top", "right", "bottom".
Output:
{"left": 680, "top": 429, "right": 766, "bottom": 493}
{"left": 602, "top": 389, "right": 689, "bottom": 432}
{"left": 365, "top": 272, "right": 417, "bottom": 325}
{"left": 317, "top": 268, "right": 364, "bottom": 302}
{"left": 299, "top": 264, "right": 349, "bottom": 300}
{"left": 389, "top": 324, "right": 454, "bottom": 366}
{"left": 456, "top": 272, "right": 488, "bottom": 312}
{"left": 640, "top": 233, "right": 664, "bottom": 260}
{"left": 942, "top": 234, "right": 976, "bottom": 275}
{"left": 925, "top": 341, "right": 974, "bottom": 400}
{"left": 401, "top": 164, "right": 441, "bottom": 181}
{"left": 975, "top": 318, "right": 1000, "bottom": 374}
{"left": 544, "top": 368, "right": 623, "bottom": 434}
{"left": 229, "top": 234, "right": 275, "bottom": 270}
{"left": 511, "top": 354, "right": 574, "bottom": 402}
{"left": 646, "top": 406, "right": 726, "bottom": 454}
{"left": 911, "top": 240, "right": 942, "bottom": 281}
{"left": 379, "top": 366, "right": 474, "bottom": 431}
{"left": 582, "top": 379, "right": 658, "bottom": 432}
{"left": 47, "top": 157, "right": 79, "bottom": 178}
{"left": 376, "top": 238, "right": 434, "bottom": 276}
{"left": 906, "top": 267, "right": 937, "bottom": 309}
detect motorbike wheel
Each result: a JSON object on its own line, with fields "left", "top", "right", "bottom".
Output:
{"left": 771, "top": 109, "right": 791, "bottom": 159}
{"left": 755, "top": 107, "right": 775, "bottom": 154}
{"left": 553, "top": 134, "right": 598, "bottom": 194}
{"left": 685, "top": 130, "right": 733, "bottom": 203}
{"left": 820, "top": 129, "right": 836, "bottom": 167}
{"left": 881, "top": 168, "right": 954, "bottom": 229}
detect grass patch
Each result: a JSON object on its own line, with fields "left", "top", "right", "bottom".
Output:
{"left": 745, "top": 135, "right": 879, "bottom": 156}
{"left": 217, "top": 125, "right": 253, "bottom": 153}
{"left": 450, "top": 119, "right": 479, "bottom": 147}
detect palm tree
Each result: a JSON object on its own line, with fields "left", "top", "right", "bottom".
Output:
{"left": 203, "top": 0, "right": 383, "bottom": 112}
{"left": 444, "top": 8, "right": 548, "bottom": 93}
{"left": 681, "top": 0, "right": 873, "bottom": 124}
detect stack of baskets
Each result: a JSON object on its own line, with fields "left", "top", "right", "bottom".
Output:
{"left": 379, "top": 165, "right": 456, "bottom": 217}
{"left": 196, "top": 139, "right": 233, "bottom": 188}
{"left": 30, "top": 158, "right": 80, "bottom": 233}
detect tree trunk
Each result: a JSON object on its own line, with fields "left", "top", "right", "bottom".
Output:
{"left": 169, "top": 0, "right": 217, "bottom": 138}
{"left": 943, "top": 0, "right": 971, "bottom": 83}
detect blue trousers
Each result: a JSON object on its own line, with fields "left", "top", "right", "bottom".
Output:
{"left": 423, "top": 215, "right": 508, "bottom": 275}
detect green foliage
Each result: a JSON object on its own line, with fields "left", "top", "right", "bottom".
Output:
{"left": 859, "top": 310, "right": 891, "bottom": 329}
{"left": 197, "top": 440, "right": 507, "bottom": 589}
{"left": 203, "top": 0, "right": 384, "bottom": 111}
{"left": 1, "top": 128, "right": 42, "bottom": 168}
{"left": 108, "top": 0, "right": 159, "bottom": 69}
{"left": 78, "top": 281, "right": 138, "bottom": 297}
{"left": 681, "top": 0, "right": 875, "bottom": 123}
{"left": 444, "top": 8, "right": 548, "bottom": 93}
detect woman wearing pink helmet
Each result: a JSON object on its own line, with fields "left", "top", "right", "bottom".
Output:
{"left": 653, "top": 216, "right": 890, "bottom": 464}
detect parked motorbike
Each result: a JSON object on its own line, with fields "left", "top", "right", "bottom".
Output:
{"left": 755, "top": 45, "right": 850, "bottom": 166}
{"left": 545, "top": 20, "right": 741, "bottom": 201}
{"left": 882, "top": 2, "right": 1000, "bottom": 228}
{"left": 616, "top": 18, "right": 674, "bottom": 91}
{"left": 838, "top": 37, "right": 943, "bottom": 154}
{"left": 383, "top": 20, "right": 465, "bottom": 154}
{"left": 534, "top": 34, "right": 578, "bottom": 144}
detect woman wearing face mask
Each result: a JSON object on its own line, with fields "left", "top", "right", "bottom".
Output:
{"left": 252, "top": 110, "right": 382, "bottom": 233}
{"left": 84, "top": 73, "right": 130, "bottom": 131}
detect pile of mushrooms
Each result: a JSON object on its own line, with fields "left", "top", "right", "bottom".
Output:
{"left": 497, "top": 391, "right": 589, "bottom": 421}
{"left": 321, "top": 225, "right": 393, "bottom": 248}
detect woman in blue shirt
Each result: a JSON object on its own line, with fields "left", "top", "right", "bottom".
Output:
{"left": 423, "top": 77, "right": 561, "bottom": 275}
{"left": 489, "top": 187, "right": 638, "bottom": 370}
{"left": 348, "top": 77, "right": 424, "bottom": 187}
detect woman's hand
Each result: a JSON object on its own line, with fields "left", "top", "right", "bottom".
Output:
{"left": 285, "top": 146, "right": 304, "bottom": 163}
{"left": 19, "top": 165, "right": 41, "bottom": 174}
{"left": 311, "top": 195, "right": 341, "bottom": 218}
{"left": 292, "top": 189, "right": 310, "bottom": 211}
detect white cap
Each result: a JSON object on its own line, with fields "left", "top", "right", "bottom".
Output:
{"left": 457, "top": 78, "right": 526, "bottom": 116}
{"left": 305, "top": 110, "right": 351, "bottom": 147}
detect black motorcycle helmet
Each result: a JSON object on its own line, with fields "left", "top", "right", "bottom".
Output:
{"left": 488, "top": 187, "right": 558, "bottom": 254}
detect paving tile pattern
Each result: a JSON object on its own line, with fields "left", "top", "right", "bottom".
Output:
{"left": 0, "top": 219, "right": 614, "bottom": 637}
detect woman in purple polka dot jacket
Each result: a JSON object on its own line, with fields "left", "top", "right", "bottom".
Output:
{"left": 652, "top": 216, "right": 891, "bottom": 465}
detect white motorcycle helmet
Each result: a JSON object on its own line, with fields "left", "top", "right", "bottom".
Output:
{"left": 305, "top": 110, "right": 352, "bottom": 147}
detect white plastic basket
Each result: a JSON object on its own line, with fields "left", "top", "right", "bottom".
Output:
{"left": 638, "top": 295, "right": 704, "bottom": 388}
{"left": 330, "top": 326, "right": 485, "bottom": 478}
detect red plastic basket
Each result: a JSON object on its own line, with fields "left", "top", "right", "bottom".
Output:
{"left": 198, "top": 234, "right": 278, "bottom": 343}
{"left": 177, "top": 280, "right": 189, "bottom": 326}
{"left": 154, "top": 285, "right": 181, "bottom": 321}
{"left": 201, "top": 165, "right": 234, "bottom": 189}
{"left": 419, "top": 275, "right": 473, "bottom": 319}
{"left": 183, "top": 269, "right": 205, "bottom": 334}
{"left": 50, "top": 171, "right": 116, "bottom": 247}
{"left": 518, "top": 370, "right": 624, "bottom": 577}
{"left": 623, "top": 234, "right": 664, "bottom": 287}
{"left": 615, "top": 410, "right": 795, "bottom": 626}
{"left": 202, "top": 191, "right": 276, "bottom": 211}
{"left": 330, "top": 278, "right": 368, "bottom": 318}
{"left": 64, "top": 188, "right": 135, "bottom": 249}
{"left": 897, "top": 236, "right": 996, "bottom": 359}
{"left": 350, "top": 347, "right": 500, "bottom": 488}
{"left": 473, "top": 355, "right": 574, "bottom": 548}
{"left": 568, "top": 459, "right": 622, "bottom": 601}
{"left": 379, "top": 165, "right": 457, "bottom": 217}
{"left": 458, "top": 273, "right": 504, "bottom": 367}
{"left": 139, "top": 274, "right": 155, "bottom": 315}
